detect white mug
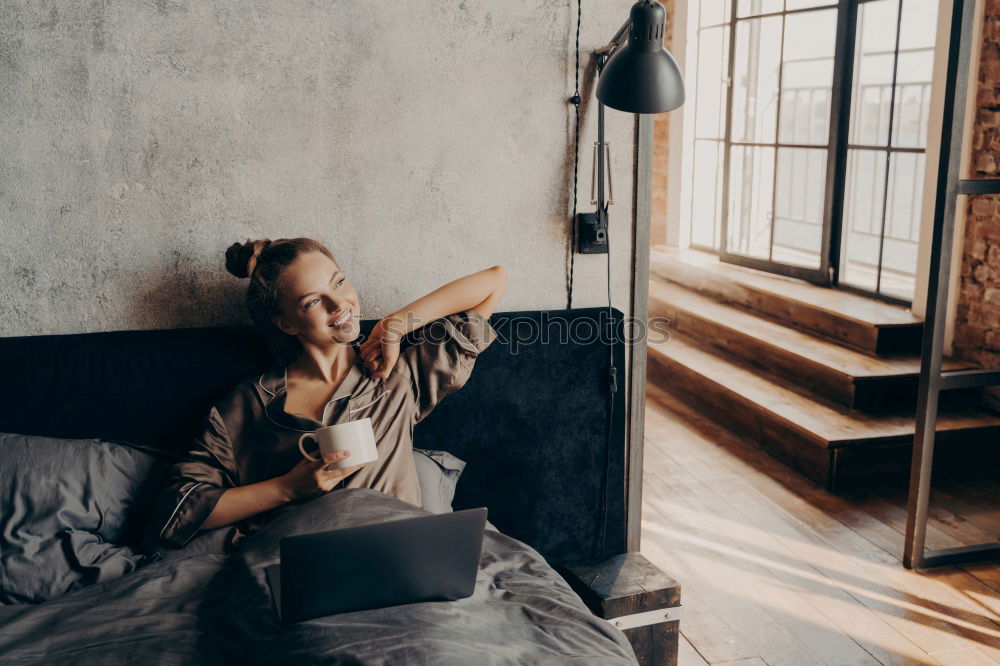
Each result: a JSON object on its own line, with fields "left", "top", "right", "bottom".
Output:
{"left": 298, "top": 417, "right": 379, "bottom": 470}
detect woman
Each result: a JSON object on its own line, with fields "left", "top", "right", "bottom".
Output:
{"left": 142, "top": 237, "right": 506, "bottom": 553}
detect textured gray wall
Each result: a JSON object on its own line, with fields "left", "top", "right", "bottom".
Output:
{"left": 0, "top": 0, "right": 637, "bottom": 337}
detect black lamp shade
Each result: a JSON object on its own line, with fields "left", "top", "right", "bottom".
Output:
{"left": 596, "top": 0, "right": 685, "bottom": 114}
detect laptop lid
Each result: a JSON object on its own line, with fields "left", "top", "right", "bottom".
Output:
{"left": 266, "top": 507, "right": 487, "bottom": 624}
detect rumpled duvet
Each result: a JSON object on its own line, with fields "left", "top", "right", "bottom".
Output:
{"left": 0, "top": 488, "right": 639, "bottom": 665}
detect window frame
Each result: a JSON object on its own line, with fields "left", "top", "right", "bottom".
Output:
{"left": 682, "top": 0, "right": 936, "bottom": 306}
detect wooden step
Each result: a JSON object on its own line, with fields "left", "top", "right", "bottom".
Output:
{"left": 650, "top": 246, "right": 923, "bottom": 355}
{"left": 647, "top": 279, "right": 978, "bottom": 409}
{"left": 646, "top": 332, "right": 1000, "bottom": 490}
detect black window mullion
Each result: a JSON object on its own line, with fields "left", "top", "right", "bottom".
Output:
{"left": 826, "top": 0, "right": 858, "bottom": 287}
{"left": 768, "top": 13, "right": 787, "bottom": 263}
{"left": 735, "top": 3, "right": 839, "bottom": 22}
{"left": 688, "top": 8, "right": 705, "bottom": 249}
{"left": 873, "top": 0, "right": 905, "bottom": 296}
{"left": 733, "top": 140, "right": 832, "bottom": 150}
{"left": 719, "top": 0, "right": 739, "bottom": 258}
{"left": 848, "top": 143, "right": 925, "bottom": 153}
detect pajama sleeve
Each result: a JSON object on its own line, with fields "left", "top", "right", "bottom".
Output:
{"left": 399, "top": 308, "right": 498, "bottom": 425}
{"left": 141, "top": 405, "right": 238, "bottom": 551}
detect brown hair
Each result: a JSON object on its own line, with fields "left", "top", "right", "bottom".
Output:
{"left": 225, "top": 237, "right": 338, "bottom": 364}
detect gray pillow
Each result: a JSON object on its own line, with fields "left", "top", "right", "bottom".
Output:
{"left": 412, "top": 447, "right": 498, "bottom": 532}
{"left": 412, "top": 447, "right": 466, "bottom": 514}
{"left": 0, "top": 433, "right": 172, "bottom": 604}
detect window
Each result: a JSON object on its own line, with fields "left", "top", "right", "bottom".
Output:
{"left": 685, "top": 2, "right": 730, "bottom": 250}
{"left": 840, "top": 0, "right": 938, "bottom": 300}
{"left": 679, "top": 0, "right": 940, "bottom": 303}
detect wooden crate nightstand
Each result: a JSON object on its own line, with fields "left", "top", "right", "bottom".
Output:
{"left": 557, "top": 551, "right": 682, "bottom": 666}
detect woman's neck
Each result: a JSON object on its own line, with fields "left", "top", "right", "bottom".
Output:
{"left": 289, "top": 343, "right": 357, "bottom": 385}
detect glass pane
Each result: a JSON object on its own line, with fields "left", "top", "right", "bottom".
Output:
{"left": 879, "top": 152, "right": 924, "bottom": 299}
{"left": 690, "top": 140, "right": 725, "bottom": 249}
{"left": 849, "top": 0, "right": 900, "bottom": 147}
{"left": 732, "top": 16, "right": 782, "bottom": 144}
{"left": 840, "top": 149, "right": 888, "bottom": 291}
{"left": 898, "top": 0, "right": 938, "bottom": 51}
{"left": 728, "top": 145, "right": 776, "bottom": 259}
{"left": 884, "top": 152, "right": 924, "bottom": 244}
{"left": 699, "top": 0, "right": 731, "bottom": 27}
{"left": 778, "top": 9, "right": 837, "bottom": 145}
{"left": 891, "top": 0, "right": 938, "bottom": 148}
{"left": 786, "top": 0, "right": 837, "bottom": 9}
{"left": 737, "top": 0, "right": 782, "bottom": 18}
{"left": 772, "top": 148, "right": 826, "bottom": 268}
{"left": 695, "top": 26, "right": 730, "bottom": 140}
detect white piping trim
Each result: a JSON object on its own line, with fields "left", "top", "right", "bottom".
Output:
{"left": 159, "top": 481, "right": 207, "bottom": 541}
{"left": 263, "top": 401, "right": 314, "bottom": 432}
{"left": 257, "top": 373, "right": 275, "bottom": 397}
{"left": 258, "top": 365, "right": 287, "bottom": 397}
{"left": 348, "top": 389, "right": 390, "bottom": 415}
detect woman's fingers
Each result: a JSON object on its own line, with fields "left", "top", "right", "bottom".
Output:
{"left": 363, "top": 352, "right": 383, "bottom": 374}
{"left": 359, "top": 340, "right": 378, "bottom": 360}
{"left": 326, "top": 463, "right": 365, "bottom": 478}
{"left": 321, "top": 450, "right": 351, "bottom": 470}
{"left": 375, "top": 345, "right": 399, "bottom": 379}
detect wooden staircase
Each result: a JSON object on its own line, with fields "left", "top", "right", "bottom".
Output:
{"left": 646, "top": 247, "right": 1000, "bottom": 491}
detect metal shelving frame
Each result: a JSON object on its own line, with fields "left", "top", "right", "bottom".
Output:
{"left": 903, "top": 0, "right": 1000, "bottom": 569}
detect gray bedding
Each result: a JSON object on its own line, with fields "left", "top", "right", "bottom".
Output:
{"left": 0, "top": 488, "right": 639, "bottom": 665}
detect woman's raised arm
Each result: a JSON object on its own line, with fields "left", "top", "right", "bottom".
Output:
{"left": 357, "top": 266, "right": 506, "bottom": 380}
{"left": 380, "top": 265, "right": 507, "bottom": 339}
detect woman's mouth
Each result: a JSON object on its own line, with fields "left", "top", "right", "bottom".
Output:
{"left": 329, "top": 311, "right": 352, "bottom": 329}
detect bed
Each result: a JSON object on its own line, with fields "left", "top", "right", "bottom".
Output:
{"left": 0, "top": 307, "right": 635, "bottom": 664}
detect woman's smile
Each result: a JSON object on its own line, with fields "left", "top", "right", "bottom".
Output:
{"left": 329, "top": 311, "right": 351, "bottom": 328}
{"left": 328, "top": 310, "right": 357, "bottom": 338}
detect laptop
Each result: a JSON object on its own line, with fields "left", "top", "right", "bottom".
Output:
{"left": 265, "top": 507, "right": 488, "bottom": 624}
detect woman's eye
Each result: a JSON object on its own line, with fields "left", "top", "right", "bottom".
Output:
{"left": 305, "top": 298, "right": 319, "bottom": 309}
{"left": 336, "top": 278, "right": 346, "bottom": 288}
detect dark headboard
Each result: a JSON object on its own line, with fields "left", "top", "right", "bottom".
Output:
{"left": 0, "top": 308, "right": 626, "bottom": 565}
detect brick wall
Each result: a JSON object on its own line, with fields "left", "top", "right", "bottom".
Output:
{"left": 650, "top": 0, "right": 675, "bottom": 247}
{"left": 955, "top": 1, "right": 1000, "bottom": 402}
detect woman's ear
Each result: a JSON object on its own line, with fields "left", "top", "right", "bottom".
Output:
{"left": 272, "top": 315, "right": 297, "bottom": 336}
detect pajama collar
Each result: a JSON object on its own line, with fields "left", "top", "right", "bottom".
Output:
{"left": 255, "top": 355, "right": 388, "bottom": 432}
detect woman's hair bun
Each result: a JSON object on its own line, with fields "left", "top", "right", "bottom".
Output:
{"left": 225, "top": 238, "right": 272, "bottom": 278}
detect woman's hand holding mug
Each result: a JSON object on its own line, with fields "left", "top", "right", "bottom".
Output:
{"left": 280, "top": 418, "right": 379, "bottom": 502}
{"left": 279, "top": 451, "right": 364, "bottom": 502}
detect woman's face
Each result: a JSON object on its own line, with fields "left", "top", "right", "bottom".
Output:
{"left": 272, "top": 251, "right": 361, "bottom": 347}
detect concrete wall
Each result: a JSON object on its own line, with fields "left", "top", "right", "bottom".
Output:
{"left": 0, "top": 0, "right": 637, "bottom": 337}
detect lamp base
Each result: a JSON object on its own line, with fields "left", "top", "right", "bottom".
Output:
{"left": 577, "top": 211, "right": 609, "bottom": 254}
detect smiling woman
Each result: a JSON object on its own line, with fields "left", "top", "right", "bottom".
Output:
{"left": 141, "top": 237, "right": 505, "bottom": 552}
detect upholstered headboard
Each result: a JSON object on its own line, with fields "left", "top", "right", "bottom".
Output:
{"left": 0, "top": 308, "right": 627, "bottom": 565}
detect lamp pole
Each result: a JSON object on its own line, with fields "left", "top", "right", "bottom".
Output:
{"left": 597, "top": 54, "right": 608, "bottom": 249}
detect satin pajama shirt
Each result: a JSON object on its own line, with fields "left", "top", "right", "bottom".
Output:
{"left": 143, "top": 308, "right": 498, "bottom": 552}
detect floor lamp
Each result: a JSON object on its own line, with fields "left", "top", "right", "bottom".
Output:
{"left": 574, "top": 0, "right": 685, "bottom": 556}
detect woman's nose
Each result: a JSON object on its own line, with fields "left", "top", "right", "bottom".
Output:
{"left": 327, "top": 297, "right": 349, "bottom": 313}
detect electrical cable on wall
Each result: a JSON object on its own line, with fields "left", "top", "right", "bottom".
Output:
{"left": 597, "top": 165, "right": 616, "bottom": 561}
{"left": 568, "top": 0, "right": 616, "bottom": 560}
{"left": 597, "top": 46, "right": 617, "bottom": 561}
{"left": 567, "top": 0, "right": 582, "bottom": 311}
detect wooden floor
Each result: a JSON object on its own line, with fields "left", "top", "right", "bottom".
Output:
{"left": 640, "top": 384, "right": 1000, "bottom": 666}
